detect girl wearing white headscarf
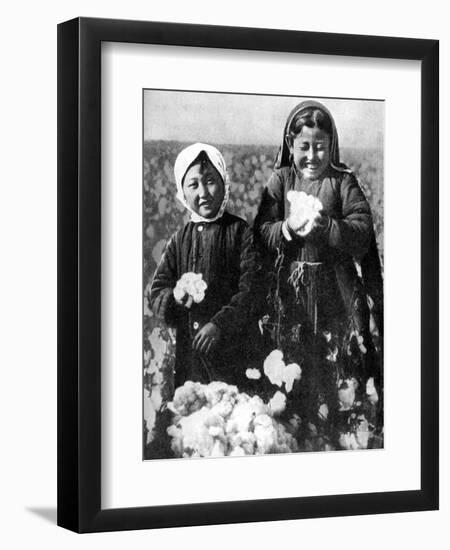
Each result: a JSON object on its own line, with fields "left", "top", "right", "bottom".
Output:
{"left": 150, "top": 143, "right": 261, "bottom": 388}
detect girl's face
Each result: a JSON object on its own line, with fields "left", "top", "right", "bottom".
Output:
{"left": 288, "top": 125, "right": 330, "bottom": 180}
{"left": 182, "top": 158, "right": 225, "bottom": 218}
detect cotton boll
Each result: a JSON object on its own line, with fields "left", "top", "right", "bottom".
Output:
{"left": 170, "top": 380, "right": 206, "bottom": 416}
{"left": 173, "top": 282, "right": 186, "bottom": 303}
{"left": 287, "top": 191, "right": 323, "bottom": 237}
{"left": 287, "top": 190, "right": 303, "bottom": 205}
{"left": 210, "top": 399, "right": 234, "bottom": 419}
{"left": 193, "top": 291, "right": 205, "bottom": 303}
{"left": 338, "top": 378, "right": 358, "bottom": 411}
{"left": 192, "top": 276, "right": 207, "bottom": 294}
{"left": 263, "top": 349, "right": 285, "bottom": 387}
{"left": 269, "top": 391, "right": 287, "bottom": 415}
{"left": 366, "top": 377, "right": 379, "bottom": 405}
{"left": 254, "top": 413, "right": 273, "bottom": 429}
{"left": 298, "top": 210, "right": 321, "bottom": 237}
{"left": 347, "top": 330, "right": 367, "bottom": 356}
{"left": 313, "top": 197, "right": 322, "bottom": 212}
{"left": 287, "top": 190, "right": 322, "bottom": 213}
{"left": 318, "top": 403, "right": 329, "bottom": 421}
{"left": 282, "top": 363, "right": 301, "bottom": 393}
{"left": 175, "top": 272, "right": 208, "bottom": 305}
{"left": 265, "top": 349, "right": 283, "bottom": 363}
{"left": 204, "top": 410, "right": 225, "bottom": 430}
{"left": 248, "top": 395, "right": 268, "bottom": 414}
{"left": 326, "top": 345, "right": 338, "bottom": 362}
{"left": 245, "top": 368, "right": 261, "bottom": 380}
{"left": 205, "top": 381, "right": 238, "bottom": 407}
{"left": 306, "top": 195, "right": 315, "bottom": 208}
{"left": 263, "top": 350, "right": 301, "bottom": 393}
{"left": 227, "top": 398, "right": 266, "bottom": 434}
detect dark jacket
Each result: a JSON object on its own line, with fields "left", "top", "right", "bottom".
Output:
{"left": 254, "top": 165, "right": 383, "bottom": 337}
{"left": 149, "top": 211, "right": 260, "bottom": 387}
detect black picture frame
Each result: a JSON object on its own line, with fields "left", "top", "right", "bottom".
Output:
{"left": 57, "top": 16, "right": 439, "bottom": 533}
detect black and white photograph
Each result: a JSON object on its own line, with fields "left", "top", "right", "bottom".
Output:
{"left": 143, "top": 90, "right": 384, "bottom": 459}
{"left": 0, "top": 0, "right": 445, "bottom": 543}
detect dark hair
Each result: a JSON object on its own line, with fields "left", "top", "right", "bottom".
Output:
{"left": 287, "top": 108, "right": 333, "bottom": 140}
{"left": 190, "top": 150, "right": 209, "bottom": 168}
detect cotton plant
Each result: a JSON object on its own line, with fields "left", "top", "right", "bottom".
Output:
{"left": 144, "top": 326, "right": 174, "bottom": 445}
{"left": 173, "top": 272, "right": 208, "bottom": 307}
{"left": 262, "top": 349, "right": 302, "bottom": 393}
{"left": 166, "top": 381, "right": 298, "bottom": 458}
{"left": 334, "top": 376, "right": 382, "bottom": 450}
{"left": 338, "top": 414, "right": 371, "bottom": 450}
{"left": 346, "top": 329, "right": 367, "bottom": 355}
{"left": 244, "top": 350, "right": 301, "bottom": 432}
{"left": 287, "top": 190, "right": 323, "bottom": 236}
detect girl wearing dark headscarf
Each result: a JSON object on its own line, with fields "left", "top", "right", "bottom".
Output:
{"left": 254, "top": 100, "right": 383, "bottom": 450}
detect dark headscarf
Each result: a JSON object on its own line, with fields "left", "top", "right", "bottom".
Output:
{"left": 276, "top": 99, "right": 351, "bottom": 174}
{"left": 277, "top": 99, "right": 384, "bottom": 336}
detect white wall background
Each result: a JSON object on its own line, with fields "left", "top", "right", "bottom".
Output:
{"left": 0, "top": 0, "right": 447, "bottom": 548}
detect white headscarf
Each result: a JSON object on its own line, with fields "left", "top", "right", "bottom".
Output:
{"left": 173, "top": 143, "right": 230, "bottom": 223}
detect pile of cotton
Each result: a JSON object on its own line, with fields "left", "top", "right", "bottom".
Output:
{"left": 167, "top": 381, "right": 299, "bottom": 458}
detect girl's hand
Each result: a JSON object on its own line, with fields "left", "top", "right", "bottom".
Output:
{"left": 301, "top": 213, "right": 329, "bottom": 239}
{"left": 287, "top": 211, "right": 309, "bottom": 234}
{"left": 295, "top": 212, "right": 321, "bottom": 237}
{"left": 192, "top": 322, "right": 221, "bottom": 355}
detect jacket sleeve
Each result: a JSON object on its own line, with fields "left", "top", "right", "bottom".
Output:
{"left": 210, "top": 225, "right": 260, "bottom": 337}
{"left": 312, "top": 173, "right": 374, "bottom": 258}
{"left": 253, "top": 171, "right": 301, "bottom": 254}
{"left": 148, "top": 235, "right": 179, "bottom": 327}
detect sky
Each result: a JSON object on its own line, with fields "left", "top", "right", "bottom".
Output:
{"left": 144, "top": 90, "right": 384, "bottom": 149}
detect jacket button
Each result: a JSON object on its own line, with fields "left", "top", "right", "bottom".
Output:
{"left": 197, "top": 225, "right": 204, "bottom": 232}
{"left": 193, "top": 321, "right": 199, "bottom": 330}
